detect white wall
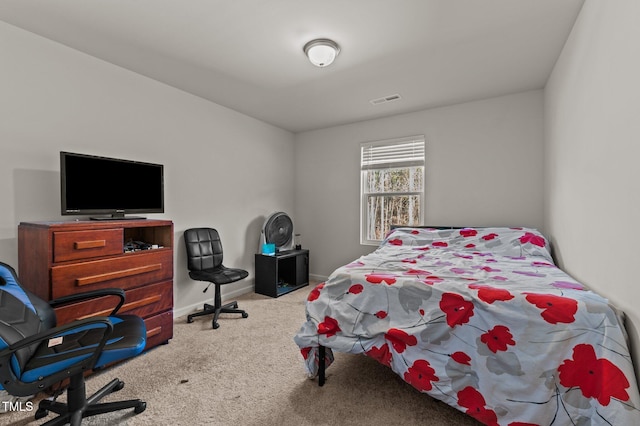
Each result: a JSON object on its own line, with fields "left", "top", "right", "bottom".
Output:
{"left": 295, "top": 90, "right": 545, "bottom": 278}
{"left": 545, "top": 0, "right": 640, "bottom": 377}
{"left": 0, "top": 21, "right": 295, "bottom": 316}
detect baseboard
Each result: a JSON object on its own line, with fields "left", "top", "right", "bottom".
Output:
{"left": 173, "top": 279, "right": 255, "bottom": 319}
{"left": 173, "top": 275, "right": 325, "bottom": 319}
{"left": 310, "top": 273, "right": 328, "bottom": 283}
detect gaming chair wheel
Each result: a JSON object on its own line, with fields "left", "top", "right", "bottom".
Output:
{"left": 242, "top": 312, "right": 249, "bottom": 318}
{"left": 35, "top": 408, "right": 48, "bottom": 420}
{"left": 134, "top": 401, "right": 147, "bottom": 414}
{"left": 114, "top": 380, "right": 125, "bottom": 392}
{"left": 212, "top": 321, "right": 220, "bottom": 329}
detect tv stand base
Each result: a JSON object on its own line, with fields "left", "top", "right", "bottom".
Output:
{"left": 90, "top": 216, "right": 147, "bottom": 221}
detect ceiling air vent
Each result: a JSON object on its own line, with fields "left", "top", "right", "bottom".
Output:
{"left": 370, "top": 93, "right": 402, "bottom": 105}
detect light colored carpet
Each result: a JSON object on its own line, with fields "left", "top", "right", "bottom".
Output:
{"left": 2, "top": 286, "right": 479, "bottom": 425}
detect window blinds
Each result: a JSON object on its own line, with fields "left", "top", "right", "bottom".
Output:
{"left": 360, "top": 135, "right": 425, "bottom": 170}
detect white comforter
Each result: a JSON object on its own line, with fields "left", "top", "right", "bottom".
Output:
{"left": 294, "top": 227, "right": 640, "bottom": 425}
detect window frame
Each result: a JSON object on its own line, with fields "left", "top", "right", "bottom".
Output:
{"left": 360, "top": 135, "right": 425, "bottom": 246}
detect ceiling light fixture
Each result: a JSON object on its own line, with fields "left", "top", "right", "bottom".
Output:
{"left": 303, "top": 39, "right": 340, "bottom": 68}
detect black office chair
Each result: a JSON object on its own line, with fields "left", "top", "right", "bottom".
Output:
{"left": 184, "top": 228, "right": 249, "bottom": 329}
{"left": 0, "top": 261, "right": 147, "bottom": 426}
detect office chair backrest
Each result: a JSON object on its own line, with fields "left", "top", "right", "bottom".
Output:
{"left": 0, "top": 262, "right": 54, "bottom": 377}
{"left": 184, "top": 228, "right": 224, "bottom": 272}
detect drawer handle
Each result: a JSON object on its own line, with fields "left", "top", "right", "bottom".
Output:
{"left": 120, "top": 294, "right": 163, "bottom": 312}
{"left": 76, "top": 294, "right": 163, "bottom": 319}
{"left": 146, "top": 326, "right": 162, "bottom": 338}
{"left": 74, "top": 240, "right": 106, "bottom": 250}
{"left": 76, "top": 263, "right": 162, "bottom": 286}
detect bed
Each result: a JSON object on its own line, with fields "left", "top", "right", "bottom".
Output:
{"left": 294, "top": 227, "right": 640, "bottom": 425}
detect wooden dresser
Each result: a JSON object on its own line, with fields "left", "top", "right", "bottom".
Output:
{"left": 18, "top": 219, "right": 174, "bottom": 351}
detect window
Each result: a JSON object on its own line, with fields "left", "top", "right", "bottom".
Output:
{"left": 360, "top": 135, "right": 425, "bottom": 245}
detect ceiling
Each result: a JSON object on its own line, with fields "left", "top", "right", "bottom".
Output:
{"left": 0, "top": 0, "right": 585, "bottom": 133}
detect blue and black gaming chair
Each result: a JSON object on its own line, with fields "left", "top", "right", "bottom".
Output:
{"left": 0, "top": 261, "right": 147, "bottom": 425}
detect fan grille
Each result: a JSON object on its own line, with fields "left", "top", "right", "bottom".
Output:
{"left": 265, "top": 213, "right": 293, "bottom": 249}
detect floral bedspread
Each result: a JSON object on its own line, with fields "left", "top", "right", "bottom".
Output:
{"left": 294, "top": 227, "right": 640, "bottom": 425}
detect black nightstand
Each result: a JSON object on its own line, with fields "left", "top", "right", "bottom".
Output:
{"left": 255, "top": 249, "right": 309, "bottom": 297}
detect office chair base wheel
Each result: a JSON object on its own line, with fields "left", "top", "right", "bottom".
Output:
{"left": 212, "top": 322, "right": 220, "bottom": 329}
{"left": 242, "top": 312, "right": 249, "bottom": 318}
{"left": 114, "top": 380, "right": 125, "bottom": 392}
{"left": 187, "top": 316, "right": 194, "bottom": 323}
{"left": 35, "top": 408, "right": 48, "bottom": 420}
{"left": 134, "top": 401, "right": 147, "bottom": 414}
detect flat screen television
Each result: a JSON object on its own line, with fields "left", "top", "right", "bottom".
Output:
{"left": 60, "top": 151, "right": 164, "bottom": 220}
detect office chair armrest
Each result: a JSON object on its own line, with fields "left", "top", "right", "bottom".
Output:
{"left": 49, "top": 288, "right": 126, "bottom": 316}
{"left": 0, "top": 317, "right": 114, "bottom": 396}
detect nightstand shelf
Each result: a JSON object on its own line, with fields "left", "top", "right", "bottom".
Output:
{"left": 255, "top": 249, "right": 309, "bottom": 298}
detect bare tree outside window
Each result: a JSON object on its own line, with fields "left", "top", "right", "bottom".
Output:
{"left": 360, "top": 136, "right": 425, "bottom": 245}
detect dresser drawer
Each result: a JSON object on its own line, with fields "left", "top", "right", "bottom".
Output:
{"left": 53, "top": 229, "right": 123, "bottom": 263}
{"left": 51, "top": 250, "right": 173, "bottom": 298}
{"left": 54, "top": 280, "right": 173, "bottom": 324}
{"left": 143, "top": 311, "right": 173, "bottom": 350}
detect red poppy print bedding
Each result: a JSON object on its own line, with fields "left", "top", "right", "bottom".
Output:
{"left": 294, "top": 227, "right": 640, "bottom": 425}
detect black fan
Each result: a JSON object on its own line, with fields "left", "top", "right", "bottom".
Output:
{"left": 263, "top": 212, "right": 294, "bottom": 251}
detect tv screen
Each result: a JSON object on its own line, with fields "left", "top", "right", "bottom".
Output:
{"left": 60, "top": 151, "right": 164, "bottom": 219}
